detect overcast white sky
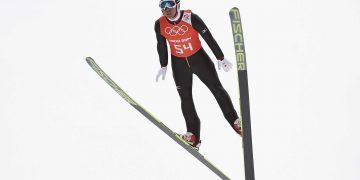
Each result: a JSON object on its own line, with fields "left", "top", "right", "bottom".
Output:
{"left": 1, "top": 0, "right": 360, "bottom": 179}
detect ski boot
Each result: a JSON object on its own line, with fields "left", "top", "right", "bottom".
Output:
{"left": 177, "top": 132, "right": 201, "bottom": 151}
{"left": 234, "top": 118, "right": 242, "bottom": 136}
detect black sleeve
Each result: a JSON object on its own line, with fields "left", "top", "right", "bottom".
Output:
{"left": 191, "top": 13, "right": 224, "bottom": 60}
{"left": 154, "top": 20, "right": 168, "bottom": 67}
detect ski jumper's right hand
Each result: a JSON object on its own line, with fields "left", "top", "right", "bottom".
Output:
{"left": 156, "top": 66, "right": 167, "bottom": 82}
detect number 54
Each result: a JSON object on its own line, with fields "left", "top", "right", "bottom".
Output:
{"left": 174, "top": 43, "right": 193, "bottom": 54}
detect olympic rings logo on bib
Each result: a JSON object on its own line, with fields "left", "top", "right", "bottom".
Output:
{"left": 165, "top": 25, "right": 189, "bottom": 36}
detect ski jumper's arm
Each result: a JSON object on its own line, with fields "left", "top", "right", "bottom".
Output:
{"left": 191, "top": 13, "right": 224, "bottom": 60}
{"left": 155, "top": 20, "right": 168, "bottom": 67}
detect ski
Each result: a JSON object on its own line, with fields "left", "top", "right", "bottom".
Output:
{"left": 85, "top": 57, "right": 231, "bottom": 180}
{"left": 229, "top": 7, "right": 256, "bottom": 180}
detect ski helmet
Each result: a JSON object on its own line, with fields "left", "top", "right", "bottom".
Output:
{"left": 159, "top": 0, "right": 181, "bottom": 21}
{"left": 159, "top": 0, "right": 180, "bottom": 12}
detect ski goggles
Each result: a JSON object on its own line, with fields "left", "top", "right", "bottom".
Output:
{"left": 159, "top": 0, "right": 176, "bottom": 10}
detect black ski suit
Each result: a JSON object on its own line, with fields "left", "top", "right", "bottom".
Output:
{"left": 155, "top": 10, "right": 238, "bottom": 143}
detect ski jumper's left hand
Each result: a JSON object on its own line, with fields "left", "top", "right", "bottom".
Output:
{"left": 217, "top": 57, "right": 233, "bottom": 72}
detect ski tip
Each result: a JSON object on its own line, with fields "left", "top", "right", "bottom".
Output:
{"left": 229, "top": 7, "right": 239, "bottom": 16}
{"left": 85, "top": 57, "right": 93, "bottom": 62}
{"left": 229, "top": 7, "right": 240, "bottom": 18}
{"left": 85, "top": 57, "right": 95, "bottom": 67}
{"left": 86, "top": 57, "right": 95, "bottom": 66}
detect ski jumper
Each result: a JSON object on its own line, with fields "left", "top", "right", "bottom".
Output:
{"left": 155, "top": 10, "right": 239, "bottom": 143}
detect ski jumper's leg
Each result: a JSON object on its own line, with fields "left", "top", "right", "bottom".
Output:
{"left": 191, "top": 49, "right": 239, "bottom": 126}
{"left": 171, "top": 55, "right": 201, "bottom": 143}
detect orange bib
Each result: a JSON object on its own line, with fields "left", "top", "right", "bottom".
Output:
{"left": 160, "top": 10, "right": 202, "bottom": 58}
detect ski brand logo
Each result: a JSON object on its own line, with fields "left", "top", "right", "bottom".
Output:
{"left": 165, "top": 25, "right": 189, "bottom": 36}
{"left": 230, "top": 9, "right": 247, "bottom": 71}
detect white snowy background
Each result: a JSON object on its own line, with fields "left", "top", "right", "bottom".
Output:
{"left": 1, "top": 0, "right": 360, "bottom": 179}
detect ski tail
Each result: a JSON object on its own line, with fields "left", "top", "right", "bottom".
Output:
{"left": 85, "top": 57, "right": 231, "bottom": 180}
{"left": 229, "top": 7, "right": 255, "bottom": 180}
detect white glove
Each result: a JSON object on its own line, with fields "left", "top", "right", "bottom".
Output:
{"left": 156, "top": 67, "right": 167, "bottom": 82}
{"left": 217, "top": 57, "right": 233, "bottom": 72}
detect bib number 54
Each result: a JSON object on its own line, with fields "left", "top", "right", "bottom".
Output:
{"left": 174, "top": 43, "right": 193, "bottom": 54}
